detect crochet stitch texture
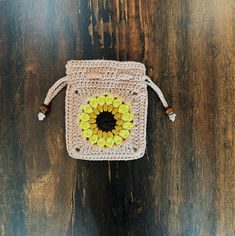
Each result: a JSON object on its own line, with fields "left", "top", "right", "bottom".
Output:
{"left": 66, "top": 60, "right": 148, "bottom": 160}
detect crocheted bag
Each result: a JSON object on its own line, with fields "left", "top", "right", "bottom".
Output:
{"left": 38, "top": 60, "right": 175, "bottom": 161}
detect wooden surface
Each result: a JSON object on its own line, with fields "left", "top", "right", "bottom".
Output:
{"left": 0, "top": 0, "right": 234, "bottom": 235}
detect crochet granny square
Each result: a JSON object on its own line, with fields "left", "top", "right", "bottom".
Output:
{"left": 38, "top": 60, "right": 175, "bottom": 161}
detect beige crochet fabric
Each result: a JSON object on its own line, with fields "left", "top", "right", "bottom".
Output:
{"left": 38, "top": 60, "right": 176, "bottom": 161}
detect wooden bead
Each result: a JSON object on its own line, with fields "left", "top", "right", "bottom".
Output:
{"left": 39, "top": 104, "right": 50, "bottom": 114}
{"left": 165, "top": 107, "right": 174, "bottom": 115}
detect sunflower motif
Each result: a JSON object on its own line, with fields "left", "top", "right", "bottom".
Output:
{"left": 78, "top": 93, "right": 134, "bottom": 148}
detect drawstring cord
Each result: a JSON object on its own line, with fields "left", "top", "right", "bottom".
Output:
{"left": 144, "top": 75, "right": 176, "bottom": 122}
{"left": 38, "top": 76, "right": 68, "bottom": 121}
{"left": 38, "top": 75, "right": 176, "bottom": 122}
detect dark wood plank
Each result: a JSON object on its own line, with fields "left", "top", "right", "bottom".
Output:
{"left": 0, "top": 0, "right": 234, "bottom": 236}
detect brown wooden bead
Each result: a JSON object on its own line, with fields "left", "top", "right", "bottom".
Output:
{"left": 165, "top": 107, "right": 174, "bottom": 115}
{"left": 39, "top": 104, "right": 50, "bottom": 114}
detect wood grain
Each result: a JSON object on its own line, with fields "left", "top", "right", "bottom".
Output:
{"left": 0, "top": 0, "right": 234, "bottom": 235}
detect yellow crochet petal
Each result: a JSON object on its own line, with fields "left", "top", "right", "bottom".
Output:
{"left": 114, "top": 113, "right": 122, "bottom": 120}
{"left": 79, "top": 121, "right": 90, "bottom": 130}
{"left": 105, "top": 93, "right": 114, "bottom": 105}
{"left": 119, "top": 130, "right": 130, "bottom": 139}
{"left": 97, "top": 105, "right": 104, "bottom": 113}
{"left": 93, "top": 127, "right": 99, "bottom": 134}
{"left": 89, "top": 97, "right": 98, "bottom": 108}
{"left": 108, "top": 105, "right": 114, "bottom": 112}
{"left": 81, "top": 104, "right": 93, "bottom": 113}
{"left": 123, "top": 122, "right": 134, "bottom": 130}
{"left": 113, "top": 97, "right": 122, "bottom": 108}
{"left": 90, "top": 123, "right": 97, "bottom": 129}
{"left": 113, "top": 135, "right": 123, "bottom": 145}
{"left": 97, "top": 137, "right": 106, "bottom": 148}
{"left": 92, "top": 108, "right": 100, "bottom": 115}
{"left": 118, "top": 104, "right": 130, "bottom": 114}
{"left": 89, "top": 113, "right": 97, "bottom": 119}
{"left": 116, "top": 119, "right": 124, "bottom": 126}
{"left": 79, "top": 113, "right": 90, "bottom": 121}
{"left": 102, "top": 132, "right": 108, "bottom": 139}
{"left": 103, "top": 104, "right": 108, "bottom": 111}
{"left": 112, "top": 108, "right": 118, "bottom": 114}
{"left": 97, "top": 95, "right": 106, "bottom": 106}
{"left": 107, "top": 131, "right": 113, "bottom": 137}
{"left": 89, "top": 135, "right": 98, "bottom": 144}
{"left": 97, "top": 130, "right": 103, "bottom": 137}
{"left": 106, "top": 137, "right": 114, "bottom": 148}
{"left": 82, "top": 129, "right": 93, "bottom": 138}
{"left": 89, "top": 119, "right": 96, "bottom": 124}
{"left": 112, "top": 129, "right": 119, "bottom": 135}
{"left": 122, "top": 113, "right": 134, "bottom": 121}
{"left": 115, "top": 125, "right": 122, "bottom": 131}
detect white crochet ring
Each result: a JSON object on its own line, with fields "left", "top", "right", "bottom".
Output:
{"left": 38, "top": 60, "right": 175, "bottom": 161}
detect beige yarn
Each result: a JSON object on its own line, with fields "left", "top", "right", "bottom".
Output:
{"left": 38, "top": 60, "right": 176, "bottom": 161}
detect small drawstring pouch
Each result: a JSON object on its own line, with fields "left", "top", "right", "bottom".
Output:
{"left": 38, "top": 60, "right": 176, "bottom": 161}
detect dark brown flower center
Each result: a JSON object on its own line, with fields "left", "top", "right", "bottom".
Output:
{"left": 96, "top": 112, "right": 116, "bottom": 132}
